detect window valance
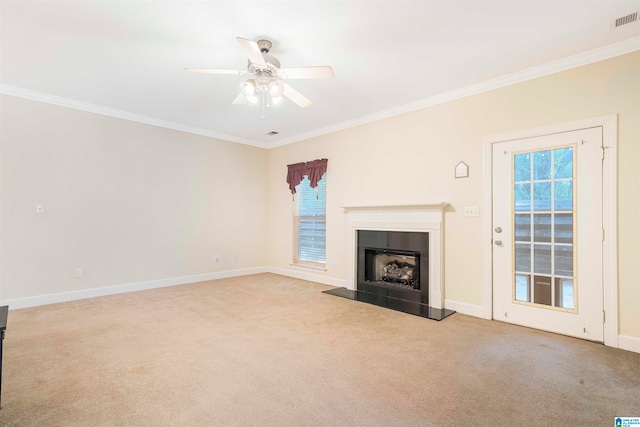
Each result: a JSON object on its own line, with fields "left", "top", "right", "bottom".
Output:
{"left": 286, "top": 158, "right": 328, "bottom": 195}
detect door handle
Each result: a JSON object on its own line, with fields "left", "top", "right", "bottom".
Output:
{"left": 494, "top": 240, "right": 503, "bottom": 246}
{"left": 495, "top": 227, "right": 502, "bottom": 233}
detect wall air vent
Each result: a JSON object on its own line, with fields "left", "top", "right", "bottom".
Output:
{"left": 267, "top": 131, "right": 279, "bottom": 136}
{"left": 613, "top": 11, "right": 638, "bottom": 28}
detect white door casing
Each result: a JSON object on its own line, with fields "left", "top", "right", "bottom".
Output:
{"left": 483, "top": 115, "right": 618, "bottom": 348}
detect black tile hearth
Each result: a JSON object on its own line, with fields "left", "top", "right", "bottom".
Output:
{"left": 322, "top": 287, "right": 455, "bottom": 321}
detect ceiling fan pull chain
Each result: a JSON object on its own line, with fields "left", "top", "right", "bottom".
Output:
{"left": 262, "top": 92, "right": 266, "bottom": 120}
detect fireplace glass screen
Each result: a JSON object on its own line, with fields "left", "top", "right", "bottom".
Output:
{"left": 364, "top": 248, "right": 420, "bottom": 290}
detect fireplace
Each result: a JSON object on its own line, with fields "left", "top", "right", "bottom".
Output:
{"left": 323, "top": 203, "right": 454, "bottom": 321}
{"left": 365, "top": 248, "right": 420, "bottom": 290}
{"left": 358, "top": 230, "right": 429, "bottom": 304}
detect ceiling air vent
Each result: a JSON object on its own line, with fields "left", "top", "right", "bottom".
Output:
{"left": 267, "top": 131, "right": 279, "bottom": 136}
{"left": 613, "top": 11, "right": 638, "bottom": 28}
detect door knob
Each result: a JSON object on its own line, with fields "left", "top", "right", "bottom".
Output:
{"left": 495, "top": 227, "right": 502, "bottom": 233}
{"left": 495, "top": 240, "right": 503, "bottom": 246}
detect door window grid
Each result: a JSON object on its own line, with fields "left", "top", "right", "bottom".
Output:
{"left": 512, "top": 145, "right": 577, "bottom": 311}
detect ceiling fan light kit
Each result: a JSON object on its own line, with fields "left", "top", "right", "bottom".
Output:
{"left": 186, "top": 37, "right": 334, "bottom": 117}
{"left": 240, "top": 80, "right": 256, "bottom": 97}
{"left": 268, "top": 80, "right": 284, "bottom": 97}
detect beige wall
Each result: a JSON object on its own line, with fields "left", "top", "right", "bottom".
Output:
{"left": 266, "top": 52, "right": 640, "bottom": 339}
{"left": 0, "top": 95, "right": 268, "bottom": 301}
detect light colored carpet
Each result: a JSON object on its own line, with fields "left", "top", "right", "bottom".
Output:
{"left": 0, "top": 273, "right": 638, "bottom": 426}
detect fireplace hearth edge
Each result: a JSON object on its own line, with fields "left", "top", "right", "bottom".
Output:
{"left": 322, "top": 287, "right": 455, "bottom": 321}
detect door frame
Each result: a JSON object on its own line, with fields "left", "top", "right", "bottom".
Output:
{"left": 482, "top": 114, "right": 618, "bottom": 348}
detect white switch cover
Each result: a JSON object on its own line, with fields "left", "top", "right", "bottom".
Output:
{"left": 463, "top": 207, "right": 480, "bottom": 217}
{"left": 36, "top": 204, "right": 45, "bottom": 214}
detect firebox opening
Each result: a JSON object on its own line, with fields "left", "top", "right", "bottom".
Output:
{"left": 364, "top": 248, "right": 420, "bottom": 291}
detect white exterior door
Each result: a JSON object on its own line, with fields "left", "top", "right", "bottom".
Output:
{"left": 492, "top": 127, "right": 604, "bottom": 342}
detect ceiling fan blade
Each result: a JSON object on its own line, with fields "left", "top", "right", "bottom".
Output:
{"left": 282, "top": 83, "right": 312, "bottom": 108}
{"left": 236, "top": 37, "right": 266, "bottom": 66}
{"left": 232, "top": 93, "right": 247, "bottom": 105}
{"left": 281, "top": 66, "right": 334, "bottom": 79}
{"left": 185, "top": 68, "right": 247, "bottom": 75}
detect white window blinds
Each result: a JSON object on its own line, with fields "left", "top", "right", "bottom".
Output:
{"left": 294, "top": 173, "right": 327, "bottom": 264}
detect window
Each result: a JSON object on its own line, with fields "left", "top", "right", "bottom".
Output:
{"left": 513, "top": 146, "right": 575, "bottom": 309}
{"left": 293, "top": 173, "right": 326, "bottom": 265}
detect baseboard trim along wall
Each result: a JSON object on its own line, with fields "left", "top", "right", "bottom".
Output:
{"left": 619, "top": 335, "right": 640, "bottom": 354}
{"left": 267, "top": 267, "right": 349, "bottom": 288}
{"left": 444, "top": 299, "right": 485, "bottom": 318}
{"left": 0, "top": 267, "right": 269, "bottom": 310}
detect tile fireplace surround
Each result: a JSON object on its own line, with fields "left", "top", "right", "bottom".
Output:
{"left": 323, "top": 203, "right": 455, "bottom": 321}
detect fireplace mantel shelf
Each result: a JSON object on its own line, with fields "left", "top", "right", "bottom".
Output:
{"left": 342, "top": 203, "right": 449, "bottom": 213}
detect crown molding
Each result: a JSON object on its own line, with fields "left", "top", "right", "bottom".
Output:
{"left": 269, "top": 36, "right": 640, "bottom": 148}
{"left": 2, "top": 37, "right": 638, "bottom": 150}
{"left": 0, "top": 84, "right": 268, "bottom": 149}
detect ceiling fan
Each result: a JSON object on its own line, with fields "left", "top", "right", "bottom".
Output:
{"left": 186, "top": 37, "right": 334, "bottom": 109}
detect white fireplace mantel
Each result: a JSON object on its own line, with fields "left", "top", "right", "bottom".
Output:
{"left": 343, "top": 203, "right": 448, "bottom": 309}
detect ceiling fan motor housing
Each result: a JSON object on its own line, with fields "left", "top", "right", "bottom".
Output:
{"left": 257, "top": 39, "right": 272, "bottom": 53}
{"left": 247, "top": 54, "right": 281, "bottom": 75}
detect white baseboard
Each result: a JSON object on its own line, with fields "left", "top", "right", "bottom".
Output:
{"left": 0, "top": 267, "right": 269, "bottom": 310}
{"left": 267, "top": 267, "right": 348, "bottom": 288}
{"left": 444, "top": 299, "right": 485, "bottom": 318}
{"left": 618, "top": 334, "right": 640, "bottom": 354}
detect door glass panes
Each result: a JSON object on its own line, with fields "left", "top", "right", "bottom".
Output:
{"left": 554, "top": 246, "right": 573, "bottom": 277}
{"left": 533, "top": 182, "right": 551, "bottom": 211}
{"left": 533, "top": 276, "right": 552, "bottom": 305}
{"left": 512, "top": 146, "right": 575, "bottom": 310}
{"left": 555, "top": 278, "right": 574, "bottom": 309}
{"left": 514, "top": 153, "right": 531, "bottom": 182}
{"left": 534, "top": 245, "right": 552, "bottom": 275}
{"left": 533, "top": 214, "right": 551, "bottom": 242}
{"left": 533, "top": 150, "right": 551, "bottom": 180}
{"left": 514, "top": 183, "right": 531, "bottom": 211}
{"left": 515, "top": 274, "right": 530, "bottom": 302}
{"left": 554, "top": 214, "right": 573, "bottom": 244}
{"left": 515, "top": 244, "right": 531, "bottom": 272}
{"left": 553, "top": 148, "right": 573, "bottom": 178}
{"left": 514, "top": 214, "right": 531, "bottom": 241}
{"left": 554, "top": 181, "right": 572, "bottom": 210}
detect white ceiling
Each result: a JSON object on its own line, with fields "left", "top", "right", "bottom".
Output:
{"left": 1, "top": 1, "right": 639, "bottom": 148}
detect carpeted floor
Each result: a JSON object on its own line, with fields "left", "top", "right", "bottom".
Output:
{"left": 0, "top": 273, "right": 638, "bottom": 426}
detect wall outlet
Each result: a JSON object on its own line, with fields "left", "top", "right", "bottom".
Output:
{"left": 463, "top": 207, "right": 480, "bottom": 217}
{"left": 215, "top": 255, "right": 220, "bottom": 263}
{"left": 75, "top": 268, "right": 84, "bottom": 278}
{"left": 36, "top": 204, "right": 45, "bottom": 214}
